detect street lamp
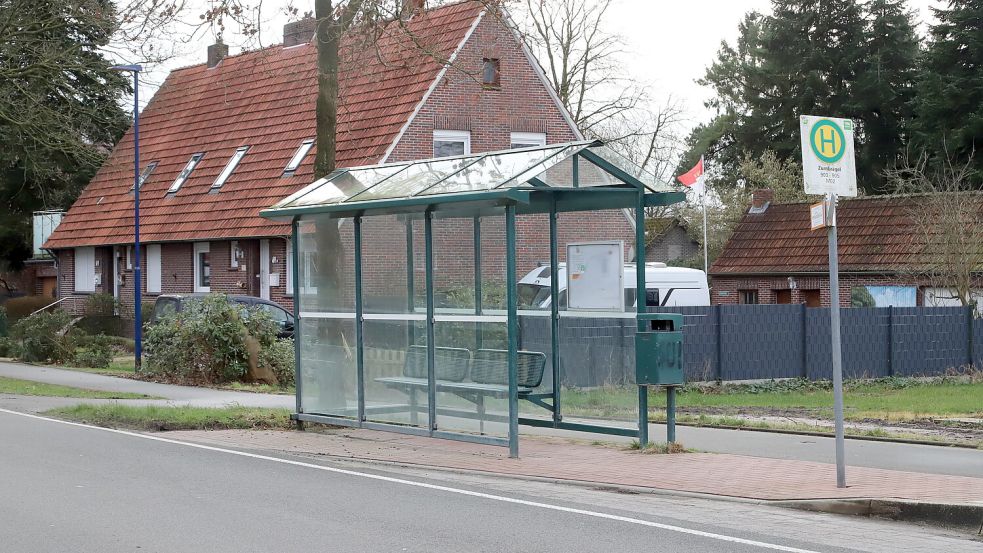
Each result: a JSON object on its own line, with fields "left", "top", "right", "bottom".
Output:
{"left": 110, "top": 64, "right": 144, "bottom": 370}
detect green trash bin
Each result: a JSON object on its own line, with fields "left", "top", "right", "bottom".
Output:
{"left": 634, "top": 313, "right": 684, "bottom": 386}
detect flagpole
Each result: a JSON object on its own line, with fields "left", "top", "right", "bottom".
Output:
{"left": 702, "top": 190, "right": 708, "bottom": 275}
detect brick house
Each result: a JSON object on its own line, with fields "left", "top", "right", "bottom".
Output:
{"left": 645, "top": 217, "right": 699, "bottom": 264}
{"left": 43, "top": 1, "right": 637, "bottom": 314}
{"left": 710, "top": 189, "right": 983, "bottom": 308}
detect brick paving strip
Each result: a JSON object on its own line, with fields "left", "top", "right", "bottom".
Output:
{"left": 168, "top": 428, "right": 983, "bottom": 504}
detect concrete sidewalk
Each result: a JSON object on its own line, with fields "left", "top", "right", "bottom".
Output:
{"left": 173, "top": 427, "right": 983, "bottom": 508}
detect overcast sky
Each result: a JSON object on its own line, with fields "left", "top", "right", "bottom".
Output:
{"left": 131, "top": 0, "right": 943, "bottom": 132}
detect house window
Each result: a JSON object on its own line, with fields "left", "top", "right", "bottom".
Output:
{"left": 510, "top": 132, "right": 546, "bottom": 149}
{"left": 284, "top": 139, "right": 314, "bottom": 175}
{"left": 74, "top": 247, "right": 96, "bottom": 293}
{"left": 146, "top": 244, "right": 162, "bottom": 294}
{"left": 301, "top": 250, "right": 318, "bottom": 294}
{"left": 167, "top": 153, "right": 204, "bottom": 195}
{"left": 125, "top": 245, "right": 134, "bottom": 270}
{"left": 481, "top": 58, "right": 500, "bottom": 87}
{"left": 285, "top": 239, "right": 294, "bottom": 295}
{"left": 230, "top": 240, "right": 242, "bottom": 269}
{"left": 739, "top": 290, "right": 759, "bottom": 304}
{"left": 193, "top": 242, "right": 211, "bottom": 292}
{"left": 131, "top": 161, "right": 158, "bottom": 191}
{"left": 433, "top": 130, "right": 471, "bottom": 157}
{"left": 211, "top": 146, "right": 249, "bottom": 191}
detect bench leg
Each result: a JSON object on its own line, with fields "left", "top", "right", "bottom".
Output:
{"left": 477, "top": 395, "right": 485, "bottom": 435}
{"left": 409, "top": 388, "right": 419, "bottom": 426}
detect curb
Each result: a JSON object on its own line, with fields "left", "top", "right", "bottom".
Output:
{"left": 285, "top": 449, "right": 983, "bottom": 535}
{"left": 776, "top": 498, "right": 983, "bottom": 534}
{"left": 670, "top": 421, "right": 981, "bottom": 449}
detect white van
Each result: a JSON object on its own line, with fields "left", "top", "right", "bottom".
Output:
{"left": 518, "top": 262, "right": 710, "bottom": 310}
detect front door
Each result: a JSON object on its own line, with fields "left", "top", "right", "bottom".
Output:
{"left": 259, "top": 239, "right": 270, "bottom": 300}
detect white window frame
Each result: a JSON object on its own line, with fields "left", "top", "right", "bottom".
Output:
{"left": 230, "top": 240, "right": 240, "bottom": 269}
{"left": 146, "top": 244, "right": 162, "bottom": 294}
{"left": 510, "top": 131, "right": 546, "bottom": 149}
{"left": 74, "top": 247, "right": 96, "bottom": 293}
{"left": 193, "top": 242, "right": 211, "bottom": 293}
{"left": 167, "top": 153, "right": 204, "bottom": 195}
{"left": 433, "top": 130, "right": 471, "bottom": 157}
{"left": 211, "top": 146, "right": 249, "bottom": 190}
{"left": 125, "top": 245, "right": 134, "bottom": 270}
{"left": 284, "top": 139, "right": 314, "bottom": 175}
{"left": 131, "top": 161, "right": 158, "bottom": 191}
{"left": 301, "top": 250, "right": 318, "bottom": 295}
{"left": 285, "top": 239, "right": 294, "bottom": 295}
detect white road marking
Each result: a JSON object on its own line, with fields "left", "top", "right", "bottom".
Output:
{"left": 1, "top": 408, "right": 820, "bottom": 553}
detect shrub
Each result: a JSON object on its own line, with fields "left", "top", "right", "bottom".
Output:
{"left": 260, "top": 338, "right": 295, "bottom": 387}
{"left": 0, "top": 305, "right": 7, "bottom": 337}
{"left": 84, "top": 293, "right": 118, "bottom": 316}
{"left": 0, "top": 336, "right": 18, "bottom": 358}
{"left": 4, "top": 296, "right": 57, "bottom": 322}
{"left": 9, "top": 310, "right": 76, "bottom": 363}
{"left": 144, "top": 294, "right": 278, "bottom": 384}
{"left": 72, "top": 342, "right": 114, "bottom": 368}
{"left": 77, "top": 333, "right": 135, "bottom": 354}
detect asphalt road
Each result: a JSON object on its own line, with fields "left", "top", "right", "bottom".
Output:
{"left": 2, "top": 361, "right": 981, "bottom": 478}
{"left": 0, "top": 409, "right": 850, "bottom": 553}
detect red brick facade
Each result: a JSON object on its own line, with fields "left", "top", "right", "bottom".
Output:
{"left": 52, "top": 7, "right": 636, "bottom": 314}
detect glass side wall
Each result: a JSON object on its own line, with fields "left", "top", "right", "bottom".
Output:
{"left": 297, "top": 215, "right": 358, "bottom": 418}
{"left": 431, "top": 213, "right": 509, "bottom": 437}
{"left": 360, "top": 214, "right": 427, "bottom": 427}
{"left": 514, "top": 212, "right": 555, "bottom": 421}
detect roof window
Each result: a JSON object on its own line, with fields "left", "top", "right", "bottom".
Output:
{"left": 284, "top": 139, "right": 314, "bottom": 175}
{"left": 211, "top": 146, "right": 249, "bottom": 191}
{"left": 130, "top": 161, "right": 158, "bottom": 192}
{"left": 167, "top": 153, "right": 204, "bottom": 195}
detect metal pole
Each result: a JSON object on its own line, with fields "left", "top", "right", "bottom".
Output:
{"left": 131, "top": 69, "right": 142, "bottom": 370}
{"left": 406, "top": 219, "right": 415, "bottom": 345}
{"left": 290, "top": 219, "right": 303, "bottom": 428}
{"left": 635, "top": 190, "right": 649, "bottom": 447}
{"left": 827, "top": 193, "right": 847, "bottom": 488}
{"left": 666, "top": 386, "right": 676, "bottom": 443}
{"left": 354, "top": 216, "right": 365, "bottom": 422}
{"left": 549, "top": 198, "right": 561, "bottom": 423}
{"left": 424, "top": 211, "right": 436, "bottom": 433}
{"left": 702, "top": 191, "right": 709, "bottom": 275}
{"left": 506, "top": 205, "right": 520, "bottom": 458}
{"left": 473, "top": 216, "right": 482, "bottom": 350}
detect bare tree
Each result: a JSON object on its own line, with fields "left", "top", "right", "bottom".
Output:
{"left": 887, "top": 151, "right": 983, "bottom": 309}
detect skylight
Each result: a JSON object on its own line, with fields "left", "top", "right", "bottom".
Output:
{"left": 284, "top": 139, "right": 314, "bottom": 175}
{"left": 167, "top": 153, "right": 204, "bottom": 195}
{"left": 211, "top": 146, "right": 249, "bottom": 191}
{"left": 130, "top": 161, "right": 158, "bottom": 192}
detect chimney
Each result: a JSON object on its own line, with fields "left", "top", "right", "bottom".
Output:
{"left": 401, "top": 0, "right": 426, "bottom": 18}
{"left": 283, "top": 17, "right": 317, "bottom": 47}
{"left": 750, "top": 188, "right": 773, "bottom": 213}
{"left": 207, "top": 40, "right": 228, "bottom": 68}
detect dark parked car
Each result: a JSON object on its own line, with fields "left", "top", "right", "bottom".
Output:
{"left": 150, "top": 294, "right": 295, "bottom": 339}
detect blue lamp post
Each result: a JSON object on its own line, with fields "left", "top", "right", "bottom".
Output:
{"left": 110, "top": 64, "right": 144, "bottom": 369}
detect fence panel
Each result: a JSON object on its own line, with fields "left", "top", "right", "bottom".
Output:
{"left": 974, "top": 314, "right": 983, "bottom": 369}
{"left": 892, "top": 307, "right": 970, "bottom": 376}
{"left": 719, "top": 304, "right": 803, "bottom": 380}
{"left": 806, "top": 308, "right": 891, "bottom": 379}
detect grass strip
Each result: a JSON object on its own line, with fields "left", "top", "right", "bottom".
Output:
{"left": 0, "top": 376, "right": 155, "bottom": 399}
{"left": 45, "top": 404, "right": 294, "bottom": 432}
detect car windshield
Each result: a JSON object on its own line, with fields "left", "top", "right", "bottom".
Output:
{"left": 518, "top": 283, "right": 551, "bottom": 309}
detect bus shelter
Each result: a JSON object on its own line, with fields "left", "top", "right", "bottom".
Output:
{"left": 261, "top": 140, "right": 684, "bottom": 457}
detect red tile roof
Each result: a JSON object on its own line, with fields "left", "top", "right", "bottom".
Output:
{"left": 709, "top": 194, "right": 983, "bottom": 275}
{"left": 45, "top": 1, "right": 484, "bottom": 249}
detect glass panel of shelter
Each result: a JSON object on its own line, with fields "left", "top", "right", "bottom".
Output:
{"left": 296, "top": 215, "right": 358, "bottom": 418}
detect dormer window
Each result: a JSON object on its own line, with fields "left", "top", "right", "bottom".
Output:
{"left": 211, "top": 146, "right": 249, "bottom": 191}
{"left": 167, "top": 153, "right": 204, "bottom": 196}
{"left": 284, "top": 139, "right": 314, "bottom": 175}
{"left": 130, "top": 161, "right": 158, "bottom": 192}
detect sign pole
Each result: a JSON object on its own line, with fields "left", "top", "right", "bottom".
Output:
{"left": 826, "top": 193, "right": 846, "bottom": 488}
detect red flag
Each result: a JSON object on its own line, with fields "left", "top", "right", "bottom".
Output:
{"left": 677, "top": 156, "right": 705, "bottom": 195}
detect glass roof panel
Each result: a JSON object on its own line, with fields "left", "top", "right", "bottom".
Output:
{"left": 495, "top": 144, "right": 585, "bottom": 188}
{"left": 533, "top": 153, "right": 626, "bottom": 188}
{"left": 420, "top": 145, "right": 570, "bottom": 195}
{"left": 345, "top": 155, "right": 481, "bottom": 202}
{"left": 280, "top": 165, "right": 407, "bottom": 208}
{"left": 586, "top": 145, "right": 675, "bottom": 192}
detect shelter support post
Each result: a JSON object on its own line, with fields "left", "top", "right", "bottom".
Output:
{"left": 549, "top": 197, "right": 561, "bottom": 424}
{"left": 635, "top": 189, "right": 649, "bottom": 447}
{"left": 474, "top": 216, "right": 483, "bottom": 350}
{"left": 406, "top": 218, "right": 416, "bottom": 345}
{"left": 291, "top": 218, "right": 304, "bottom": 431}
{"left": 354, "top": 216, "right": 365, "bottom": 423}
{"left": 425, "top": 210, "right": 437, "bottom": 433}
{"left": 506, "top": 204, "right": 520, "bottom": 458}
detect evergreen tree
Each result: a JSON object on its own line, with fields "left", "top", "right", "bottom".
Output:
{"left": 912, "top": 0, "right": 983, "bottom": 184}
{"left": 680, "top": 0, "right": 919, "bottom": 193}
{"left": 0, "top": 0, "right": 130, "bottom": 272}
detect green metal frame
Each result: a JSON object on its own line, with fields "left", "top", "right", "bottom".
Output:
{"left": 277, "top": 142, "right": 685, "bottom": 456}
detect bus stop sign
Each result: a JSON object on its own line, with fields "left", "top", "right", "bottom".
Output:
{"left": 800, "top": 115, "right": 857, "bottom": 197}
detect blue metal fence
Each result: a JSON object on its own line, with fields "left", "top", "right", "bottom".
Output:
{"left": 520, "top": 305, "right": 981, "bottom": 387}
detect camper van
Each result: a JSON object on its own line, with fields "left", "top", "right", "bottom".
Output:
{"left": 518, "top": 262, "right": 710, "bottom": 310}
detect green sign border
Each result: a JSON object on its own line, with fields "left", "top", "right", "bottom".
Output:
{"left": 809, "top": 119, "right": 846, "bottom": 164}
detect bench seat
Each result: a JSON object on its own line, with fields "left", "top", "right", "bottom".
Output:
{"left": 375, "top": 376, "right": 534, "bottom": 398}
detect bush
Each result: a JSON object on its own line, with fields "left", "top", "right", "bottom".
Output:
{"left": 260, "top": 338, "right": 295, "bottom": 387}
{"left": 77, "top": 333, "right": 135, "bottom": 354}
{"left": 84, "top": 293, "right": 118, "bottom": 316}
{"left": 5, "top": 296, "right": 57, "bottom": 322}
{"left": 0, "top": 305, "right": 7, "bottom": 337}
{"left": 0, "top": 336, "right": 17, "bottom": 358}
{"left": 9, "top": 310, "right": 76, "bottom": 363}
{"left": 72, "top": 342, "right": 114, "bottom": 368}
{"left": 144, "top": 294, "right": 279, "bottom": 384}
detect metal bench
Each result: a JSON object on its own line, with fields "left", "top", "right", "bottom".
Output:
{"left": 375, "top": 346, "right": 547, "bottom": 432}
